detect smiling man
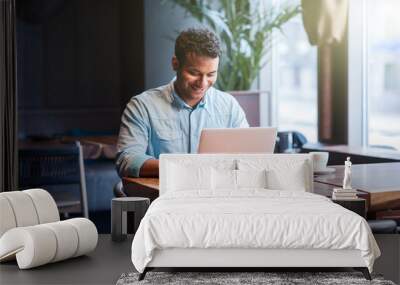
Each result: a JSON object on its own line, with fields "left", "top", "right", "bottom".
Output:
{"left": 116, "top": 28, "right": 249, "bottom": 178}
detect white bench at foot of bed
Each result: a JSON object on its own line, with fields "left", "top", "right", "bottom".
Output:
{"left": 141, "top": 248, "right": 370, "bottom": 280}
{"left": 147, "top": 248, "right": 366, "bottom": 268}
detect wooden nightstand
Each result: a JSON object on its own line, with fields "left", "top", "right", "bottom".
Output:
{"left": 332, "top": 198, "right": 366, "bottom": 218}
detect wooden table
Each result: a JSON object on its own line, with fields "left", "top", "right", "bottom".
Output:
{"left": 123, "top": 162, "right": 400, "bottom": 219}
{"left": 62, "top": 135, "right": 118, "bottom": 159}
{"left": 314, "top": 163, "right": 400, "bottom": 218}
{"left": 19, "top": 135, "right": 118, "bottom": 160}
{"left": 122, "top": 177, "right": 159, "bottom": 201}
{"left": 302, "top": 143, "right": 400, "bottom": 165}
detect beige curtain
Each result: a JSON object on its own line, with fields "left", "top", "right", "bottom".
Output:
{"left": 301, "top": 0, "right": 348, "bottom": 46}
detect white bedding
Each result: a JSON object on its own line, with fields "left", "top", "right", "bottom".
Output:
{"left": 131, "top": 190, "right": 380, "bottom": 273}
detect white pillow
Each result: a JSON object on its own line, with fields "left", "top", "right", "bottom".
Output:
{"left": 237, "top": 169, "right": 267, "bottom": 188}
{"left": 212, "top": 168, "right": 237, "bottom": 190}
{"left": 167, "top": 163, "right": 212, "bottom": 191}
{"left": 211, "top": 169, "right": 268, "bottom": 190}
{"left": 267, "top": 162, "right": 307, "bottom": 191}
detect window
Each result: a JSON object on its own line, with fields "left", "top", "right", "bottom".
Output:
{"left": 349, "top": 0, "right": 400, "bottom": 150}
{"left": 260, "top": 0, "right": 318, "bottom": 143}
{"left": 366, "top": 0, "right": 400, "bottom": 150}
{"left": 276, "top": 12, "right": 318, "bottom": 142}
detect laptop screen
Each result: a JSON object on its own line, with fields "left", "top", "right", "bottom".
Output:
{"left": 198, "top": 127, "right": 277, "bottom": 154}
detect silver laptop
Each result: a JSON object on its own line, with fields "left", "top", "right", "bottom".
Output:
{"left": 198, "top": 127, "right": 277, "bottom": 154}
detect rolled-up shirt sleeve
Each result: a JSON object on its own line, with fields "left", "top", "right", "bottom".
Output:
{"left": 116, "top": 98, "right": 153, "bottom": 178}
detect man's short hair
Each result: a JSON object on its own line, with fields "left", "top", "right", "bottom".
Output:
{"left": 175, "top": 28, "right": 221, "bottom": 65}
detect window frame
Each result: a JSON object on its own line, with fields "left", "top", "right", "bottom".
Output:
{"left": 348, "top": 0, "right": 368, "bottom": 147}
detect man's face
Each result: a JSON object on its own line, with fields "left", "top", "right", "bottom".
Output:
{"left": 172, "top": 53, "right": 219, "bottom": 107}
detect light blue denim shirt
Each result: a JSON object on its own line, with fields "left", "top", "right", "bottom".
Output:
{"left": 116, "top": 79, "right": 249, "bottom": 177}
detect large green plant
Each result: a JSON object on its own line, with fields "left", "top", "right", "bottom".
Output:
{"left": 169, "top": 0, "right": 300, "bottom": 91}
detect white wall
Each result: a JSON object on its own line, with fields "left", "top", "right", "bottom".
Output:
{"left": 144, "top": 0, "right": 199, "bottom": 89}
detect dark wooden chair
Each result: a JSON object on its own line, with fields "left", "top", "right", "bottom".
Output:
{"left": 18, "top": 141, "right": 89, "bottom": 218}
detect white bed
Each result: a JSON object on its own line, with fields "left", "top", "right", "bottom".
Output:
{"left": 131, "top": 154, "right": 380, "bottom": 280}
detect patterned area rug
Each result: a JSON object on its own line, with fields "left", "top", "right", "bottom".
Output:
{"left": 116, "top": 271, "right": 395, "bottom": 285}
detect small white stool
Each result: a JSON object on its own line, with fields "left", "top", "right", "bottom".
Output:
{"left": 111, "top": 197, "right": 150, "bottom": 242}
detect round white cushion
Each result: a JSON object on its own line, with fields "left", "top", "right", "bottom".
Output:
{"left": 42, "top": 221, "right": 79, "bottom": 262}
{"left": 24, "top": 189, "right": 60, "bottom": 224}
{"left": 65, "top": 218, "right": 98, "bottom": 257}
{"left": 1, "top": 191, "right": 39, "bottom": 227}
{"left": 0, "top": 196, "right": 17, "bottom": 237}
{"left": 0, "top": 218, "right": 98, "bottom": 269}
{"left": 0, "top": 189, "right": 97, "bottom": 269}
{"left": 0, "top": 189, "right": 59, "bottom": 237}
{"left": 0, "top": 226, "right": 57, "bottom": 268}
